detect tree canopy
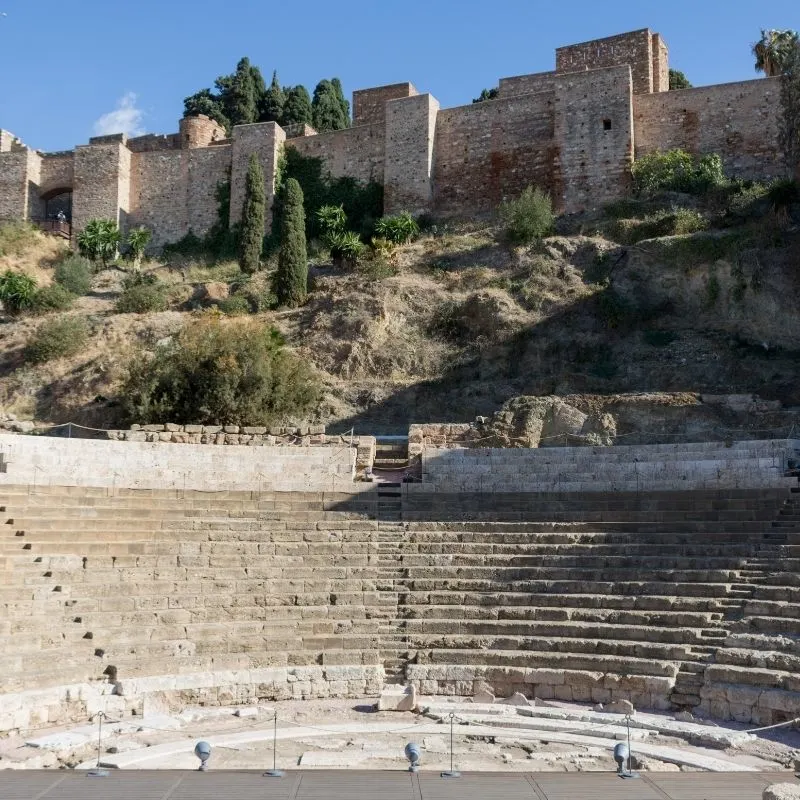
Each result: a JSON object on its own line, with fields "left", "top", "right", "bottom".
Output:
{"left": 472, "top": 88, "right": 499, "bottom": 103}
{"left": 668, "top": 69, "right": 692, "bottom": 90}
{"left": 183, "top": 59, "right": 350, "bottom": 134}
{"left": 753, "top": 29, "right": 800, "bottom": 77}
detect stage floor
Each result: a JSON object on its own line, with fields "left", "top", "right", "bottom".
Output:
{"left": 0, "top": 770, "right": 798, "bottom": 800}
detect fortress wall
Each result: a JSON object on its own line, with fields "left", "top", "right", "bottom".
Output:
{"left": 230, "top": 122, "right": 285, "bottom": 231}
{"left": 287, "top": 122, "right": 385, "bottom": 186}
{"left": 187, "top": 145, "right": 232, "bottom": 238}
{"left": 554, "top": 66, "right": 634, "bottom": 213}
{"left": 126, "top": 133, "right": 182, "bottom": 153}
{"left": 652, "top": 33, "right": 669, "bottom": 93}
{"left": 38, "top": 154, "right": 73, "bottom": 196}
{"left": 0, "top": 434, "right": 357, "bottom": 493}
{"left": 0, "top": 150, "right": 38, "bottom": 221}
{"left": 129, "top": 151, "right": 189, "bottom": 247}
{"left": 432, "top": 92, "right": 557, "bottom": 215}
{"left": 353, "top": 82, "right": 418, "bottom": 127}
{"left": 633, "top": 78, "right": 785, "bottom": 179}
{"left": 557, "top": 28, "right": 655, "bottom": 95}
{"left": 497, "top": 71, "right": 558, "bottom": 99}
{"left": 72, "top": 138, "right": 132, "bottom": 235}
{"left": 384, "top": 93, "right": 439, "bottom": 214}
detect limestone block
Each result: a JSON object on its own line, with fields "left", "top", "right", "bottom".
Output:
{"left": 377, "top": 684, "right": 417, "bottom": 712}
{"left": 502, "top": 692, "right": 532, "bottom": 707}
{"left": 763, "top": 785, "right": 800, "bottom": 800}
{"left": 606, "top": 699, "right": 635, "bottom": 715}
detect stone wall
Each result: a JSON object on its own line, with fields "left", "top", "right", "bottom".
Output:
{"left": 556, "top": 28, "right": 661, "bottom": 95}
{"left": 0, "top": 433, "right": 358, "bottom": 492}
{"left": 633, "top": 78, "right": 784, "bottom": 179}
{"left": 353, "top": 82, "right": 418, "bottom": 127}
{"left": 432, "top": 93, "right": 556, "bottom": 215}
{"left": 554, "top": 66, "right": 634, "bottom": 213}
{"left": 38, "top": 153, "right": 73, "bottom": 197}
{"left": 287, "top": 123, "right": 385, "bottom": 186}
{"left": 497, "top": 71, "right": 558, "bottom": 99}
{"left": 0, "top": 149, "right": 39, "bottom": 221}
{"left": 229, "top": 122, "right": 285, "bottom": 232}
{"left": 384, "top": 94, "right": 438, "bottom": 215}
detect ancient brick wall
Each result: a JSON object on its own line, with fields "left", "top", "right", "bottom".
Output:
{"left": 38, "top": 154, "right": 73, "bottom": 197}
{"left": 633, "top": 78, "right": 785, "bottom": 179}
{"left": 384, "top": 94, "right": 438, "bottom": 215}
{"left": 229, "top": 122, "right": 285, "bottom": 232}
{"left": 0, "top": 150, "right": 36, "bottom": 221}
{"left": 432, "top": 92, "right": 557, "bottom": 215}
{"left": 287, "top": 123, "right": 385, "bottom": 186}
{"left": 557, "top": 29, "right": 655, "bottom": 95}
{"left": 72, "top": 137, "right": 132, "bottom": 235}
{"left": 497, "top": 71, "right": 558, "bottom": 99}
{"left": 554, "top": 66, "right": 634, "bottom": 213}
{"left": 353, "top": 83, "right": 418, "bottom": 127}
{"left": 179, "top": 115, "right": 227, "bottom": 149}
{"left": 126, "top": 133, "right": 182, "bottom": 153}
{"left": 652, "top": 33, "right": 669, "bottom": 93}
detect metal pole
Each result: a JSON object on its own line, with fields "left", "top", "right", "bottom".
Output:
{"left": 87, "top": 713, "right": 110, "bottom": 778}
{"left": 440, "top": 712, "right": 461, "bottom": 778}
{"left": 262, "top": 711, "right": 284, "bottom": 778}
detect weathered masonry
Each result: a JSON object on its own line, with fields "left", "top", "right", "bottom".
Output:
{"left": 0, "top": 28, "right": 786, "bottom": 249}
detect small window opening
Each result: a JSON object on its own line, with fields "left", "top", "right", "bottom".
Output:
{"left": 603, "top": 119, "right": 613, "bottom": 131}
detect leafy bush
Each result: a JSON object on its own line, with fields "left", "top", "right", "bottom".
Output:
{"left": 358, "top": 255, "right": 397, "bottom": 281}
{"left": 120, "top": 316, "right": 319, "bottom": 425}
{"left": 330, "top": 231, "right": 364, "bottom": 267}
{"left": 375, "top": 212, "right": 420, "bottom": 244}
{"left": 217, "top": 294, "right": 252, "bottom": 316}
{"left": 127, "top": 227, "right": 152, "bottom": 267}
{"left": 0, "top": 270, "right": 38, "bottom": 314}
{"left": 767, "top": 178, "right": 800, "bottom": 212}
{"left": 77, "top": 219, "right": 121, "bottom": 267}
{"left": 30, "top": 284, "right": 75, "bottom": 314}
{"left": 610, "top": 208, "right": 707, "bottom": 244}
{"left": 316, "top": 204, "right": 347, "bottom": 244}
{"left": 631, "top": 150, "right": 725, "bottom": 194}
{"left": 0, "top": 222, "right": 38, "bottom": 257}
{"left": 25, "top": 316, "right": 89, "bottom": 364}
{"left": 499, "top": 186, "right": 554, "bottom": 244}
{"left": 54, "top": 255, "right": 93, "bottom": 296}
{"left": 116, "top": 273, "right": 168, "bottom": 313}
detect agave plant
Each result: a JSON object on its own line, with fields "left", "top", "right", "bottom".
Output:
{"left": 330, "top": 231, "right": 364, "bottom": 268}
{"left": 77, "top": 219, "right": 122, "bottom": 268}
{"left": 375, "top": 212, "right": 420, "bottom": 245}
{"left": 127, "top": 226, "right": 152, "bottom": 269}
{"left": 0, "top": 270, "right": 38, "bottom": 314}
{"left": 316, "top": 204, "right": 347, "bottom": 247}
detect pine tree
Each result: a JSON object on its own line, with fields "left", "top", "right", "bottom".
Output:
{"left": 260, "top": 71, "right": 286, "bottom": 123}
{"left": 312, "top": 78, "right": 350, "bottom": 132}
{"left": 239, "top": 154, "right": 266, "bottom": 275}
{"left": 219, "top": 57, "right": 262, "bottom": 126}
{"left": 183, "top": 89, "right": 230, "bottom": 132}
{"left": 281, "top": 85, "right": 313, "bottom": 127}
{"left": 275, "top": 178, "right": 308, "bottom": 307}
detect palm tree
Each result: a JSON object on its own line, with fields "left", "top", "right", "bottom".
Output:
{"left": 753, "top": 29, "right": 799, "bottom": 77}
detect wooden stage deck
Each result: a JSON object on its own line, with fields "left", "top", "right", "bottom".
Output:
{"left": 0, "top": 770, "right": 798, "bottom": 799}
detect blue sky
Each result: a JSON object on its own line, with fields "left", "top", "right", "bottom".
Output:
{"left": 1, "top": 0, "right": 796, "bottom": 152}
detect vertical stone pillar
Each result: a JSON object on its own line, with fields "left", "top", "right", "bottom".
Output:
{"left": 229, "top": 122, "right": 285, "bottom": 233}
{"left": 0, "top": 147, "right": 40, "bottom": 222}
{"left": 72, "top": 135, "right": 132, "bottom": 236}
{"left": 383, "top": 93, "right": 439, "bottom": 215}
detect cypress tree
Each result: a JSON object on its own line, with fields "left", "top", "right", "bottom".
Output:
{"left": 239, "top": 154, "right": 266, "bottom": 275}
{"left": 281, "top": 85, "right": 313, "bottom": 127}
{"left": 220, "top": 57, "right": 261, "bottom": 126}
{"left": 260, "top": 71, "right": 286, "bottom": 123}
{"left": 275, "top": 178, "right": 308, "bottom": 307}
{"left": 312, "top": 79, "right": 350, "bottom": 132}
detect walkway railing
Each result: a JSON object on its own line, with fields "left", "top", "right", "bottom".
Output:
{"left": 32, "top": 218, "right": 71, "bottom": 239}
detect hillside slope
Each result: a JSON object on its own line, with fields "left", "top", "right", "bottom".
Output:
{"left": 1, "top": 193, "right": 799, "bottom": 435}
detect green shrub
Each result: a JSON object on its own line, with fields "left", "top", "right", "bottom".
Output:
{"left": 0, "top": 222, "right": 39, "bottom": 257}
{"left": 127, "top": 227, "right": 152, "bottom": 268}
{"left": 499, "top": 186, "right": 554, "bottom": 245}
{"left": 330, "top": 231, "right": 364, "bottom": 267}
{"left": 0, "top": 270, "right": 38, "bottom": 314}
{"left": 374, "top": 212, "right": 420, "bottom": 244}
{"left": 77, "top": 219, "right": 121, "bottom": 267}
{"left": 316, "top": 204, "right": 347, "bottom": 244}
{"left": 643, "top": 329, "right": 677, "bottom": 347}
{"left": 25, "top": 316, "right": 89, "bottom": 364}
{"left": 631, "top": 149, "right": 725, "bottom": 194}
{"left": 767, "top": 178, "right": 800, "bottom": 212}
{"left": 30, "top": 284, "right": 75, "bottom": 314}
{"left": 54, "top": 255, "right": 93, "bottom": 295}
{"left": 217, "top": 294, "right": 252, "bottom": 316}
{"left": 116, "top": 273, "right": 168, "bottom": 313}
{"left": 610, "top": 208, "right": 707, "bottom": 244}
{"left": 120, "top": 316, "right": 319, "bottom": 425}
{"left": 358, "top": 255, "right": 396, "bottom": 281}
